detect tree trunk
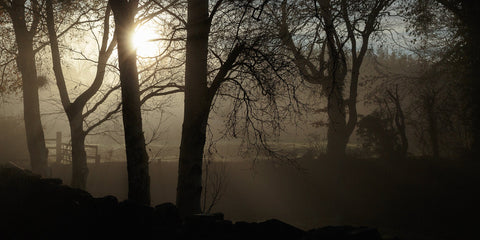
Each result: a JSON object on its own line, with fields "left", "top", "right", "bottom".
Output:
{"left": 387, "top": 88, "right": 408, "bottom": 159}
{"left": 326, "top": 85, "right": 348, "bottom": 159}
{"left": 395, "top": 100, "right": 408, "bottom": 159}
{"left": 69, "top": 115, "right": 88, "bottom": 189}
{"left": 46, "top": 0, "right": 115, "bottom": 189}
{"left": 20, "top": 51, "right": 49, "bottom": 176}
{"left": 177, "top": 104, "right": 211, "bottom": 217}
{"left": 9, "top": 4, "right": 48, "bottom": 176}
{"left": 469, "top": 45, "right": 480, "bottom": 159}
{"left": 426, "top": 101, "right": 440, "bottom": 160}
{"left": 464, "top": 2, "right": 480, "bottom": 159}
{"left": 398, "top": 115, "right": 409, "bottom": 159}
{"left": 437, "top": 0, "right": 480, "bottom": 160}
{"left": 110, "top": 0, "right": 150, "bottom": 205}
{"left": 176, "top": 0, "right": 211, "bottom": 217}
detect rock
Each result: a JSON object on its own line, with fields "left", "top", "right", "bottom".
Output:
{"left": 303, "top": 226, "right": 382, "bottom": 240}
{"left": 154, "top": 202, "right": 181, "bottom": 226}
{"left": 93, "top": 195, "right": 118, "bottom": 209}
{"left": 258, "top": 219, "right": 305, "bottom": 240}
{"left": 183, "top": 212, "right": 226, "bottom": 238}
{"left": 39, "top": 178, "right": 63, "bottom": 185}
{"left": 0, "top": 164, "right": 393, "bottom": 240}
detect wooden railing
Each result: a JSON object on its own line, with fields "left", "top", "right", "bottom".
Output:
{"left": 46, "top": 132, "right": 100, "bottom": 164}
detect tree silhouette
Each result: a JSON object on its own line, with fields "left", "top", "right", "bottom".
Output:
{"left": 110, "top": 0, "right": 150, "bottom": 205}
{"left": 176, "top": 0, "right": 295, "bottom": 216}
{"left": 0, "top": 0, "right": 49, "bottom": 175}
{"left": 45, "top": 0, "right": 118, "bottom": 189}
{"left": 277, "top": 0, "right": 394, "bottom": 159}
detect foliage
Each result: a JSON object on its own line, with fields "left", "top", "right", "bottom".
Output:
{"left": 357, "top": 112, "right": 401, "bottom": 159}
{"left": 361, "top": 45, "right": 472, "bottom": 159}
{"left": 398, "top": 0, "right": 479, "bottom": 158}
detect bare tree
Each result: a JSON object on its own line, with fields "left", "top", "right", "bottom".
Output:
{"left": 386, "top": 87, "right": 408, "bottom": 158}
{"left": 361, "top": 46, "right": 473, "bottom": 160}
{"left": 176, "top": 0, "right": 297, "bottom": 216}
{"left": 44, "top": 0, "right": 184, "bottom": 191}
{"left": 45, "top": 0, "right": 117, "bottom": 189}
{"left": 110, "top": 0, "right": 150, "bottom": 205}
{"left": 276, "top": 0, "right": 394, "bottom": 159}
{"left": 0, "top": 0, "right": 49, "bottom": 175}
{"left": 358, "top": 85, "right": 408, "bottom": 159}
{"left": 176, "top": 0, "right": 212, "bottom": 216}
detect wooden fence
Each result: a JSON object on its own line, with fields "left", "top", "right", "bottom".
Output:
{"left": 46, "top": 132, "right": 100, "bottom": 164}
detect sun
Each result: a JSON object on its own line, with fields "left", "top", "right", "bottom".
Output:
{"left": 132, "top": 25, "right": 161, "bottom": 58}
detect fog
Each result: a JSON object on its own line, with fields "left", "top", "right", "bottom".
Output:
{"left": 43, "top": 150, "right": 479, "bottom": 240}
{"left": 1, "top": 0, "right": 479, "bottom": 239}
{"left": 1, "top": 94, "right": 478, "bottom": 239}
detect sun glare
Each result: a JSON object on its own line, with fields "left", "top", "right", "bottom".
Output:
{"left": 132, "top": 25, "right": 161, "bottom": 58}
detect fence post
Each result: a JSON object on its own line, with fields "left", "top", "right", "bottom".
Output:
{"left": 94, "top": 146, "right": 100, "bottom": 164}
{"left": 56, "top": 132, "right": 62, "bottom": 163}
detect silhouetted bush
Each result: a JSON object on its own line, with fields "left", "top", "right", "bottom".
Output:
{"left": 357, "top": 113, "right": 403, "bottom": 159}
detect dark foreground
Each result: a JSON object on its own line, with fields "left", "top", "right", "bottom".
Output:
{"left": 45, "top": 153, "right": 479, "bottom": 240}
{"left": 0, "top": 164, "right": 393, "bottom": 240}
